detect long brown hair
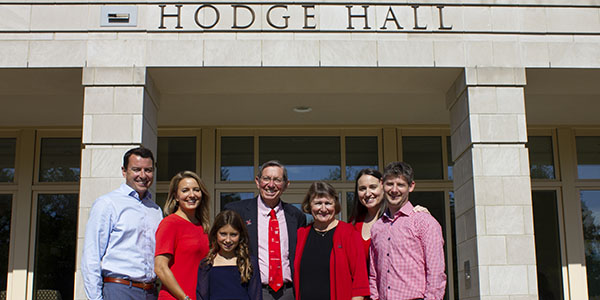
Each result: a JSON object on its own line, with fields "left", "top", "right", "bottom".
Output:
{"left": 348, "top": 168, "right": 387, "bottom": 224}
{"left": 206, "top": 210, "right": 253, "bottom": 283}
{"left": 164, "top": 171, "right": 210, "bottom": 233}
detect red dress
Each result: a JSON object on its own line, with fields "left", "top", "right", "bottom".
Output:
{"left": 353, "top": 221, "right": 371, "bottom": 258}
{"left": 354, "top": 221, "right": 373, "bottom": 300}
{"left": 155, "top": 214, "right": 210, "bottom": 300}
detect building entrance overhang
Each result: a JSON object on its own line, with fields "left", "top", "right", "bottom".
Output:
{"left": 1, "top": 67, "right": 600, "bottom": 129}
{"left": 149, "top": 67, "right": 462, "bottom": 127}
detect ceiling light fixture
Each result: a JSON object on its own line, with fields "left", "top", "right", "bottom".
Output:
{"left": 293, "top": 106, "right": 312, "bottom": 113}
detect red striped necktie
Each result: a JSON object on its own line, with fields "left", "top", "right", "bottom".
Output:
{"left": 268, "top": 209, "right": 283, "bottom": 292}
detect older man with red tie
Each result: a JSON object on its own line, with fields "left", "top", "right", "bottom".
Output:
{"left": 225, "top": 160, "right": 307, "bottom": 300}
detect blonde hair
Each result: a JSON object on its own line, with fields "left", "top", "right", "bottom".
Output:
{"left": 164, "top": 171, "right": 210, "bottom": 233}
{"left": 206, "top": 210, "right": 253, "bottom": 283}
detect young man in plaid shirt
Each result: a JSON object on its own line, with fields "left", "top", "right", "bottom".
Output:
{"left": 369, "top": 162, "right": 446, "bottom": 300}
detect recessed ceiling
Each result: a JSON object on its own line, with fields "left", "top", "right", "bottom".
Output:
{"left": 0, "top": 68, "right": 83, "bottom": 127}
{"left": 150, "top": 67, "right": 462, "bottom": 127}
{"left": 525, "top": 68, "right": 600, "bottom": 126}
{"left": 0, "top": 67, "right": 598, "bottom": 128}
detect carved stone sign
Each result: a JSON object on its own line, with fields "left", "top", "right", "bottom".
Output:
{"left": 155, "top": 4, "right": 454, "bottom": 32}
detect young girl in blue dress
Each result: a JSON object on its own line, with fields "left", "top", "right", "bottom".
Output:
{"left": 196, "top": 210, "right": 262, "bottom": 300}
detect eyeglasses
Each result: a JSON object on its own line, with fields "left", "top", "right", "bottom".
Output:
{"left": 259, "top": 176, "right": 284, "bottom": 185}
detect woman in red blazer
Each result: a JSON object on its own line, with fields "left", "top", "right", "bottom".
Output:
{"left": 293, "top": 181, "right": 369, "bottom": 300}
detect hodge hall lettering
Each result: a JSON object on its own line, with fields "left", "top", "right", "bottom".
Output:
{"left": 157, "top": 4, "right": 453, "bottom": 31}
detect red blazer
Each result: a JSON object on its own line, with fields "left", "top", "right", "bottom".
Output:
{"left": 294, "top": 221, "right": 370, "bottom": 300}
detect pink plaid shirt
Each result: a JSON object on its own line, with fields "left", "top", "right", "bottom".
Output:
{"left": 369, "top": 201, "right": 447, "bottom": 300}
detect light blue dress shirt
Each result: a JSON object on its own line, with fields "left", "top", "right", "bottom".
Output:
{"left": 81, "top": 183, "right": 163, "bottom": 300}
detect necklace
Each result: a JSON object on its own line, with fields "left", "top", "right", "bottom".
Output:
{"left": 314, "top": 225, "right": 335, "bottom": 237}
{"left": 313, "top": 219, "right": 338, "bottom": 237}
{"left": 314, "top": 229, "right": 328, "bottom": 237}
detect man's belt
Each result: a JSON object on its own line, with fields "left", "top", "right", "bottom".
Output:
{"left": 103, "top": 277, "right": 155, "bottom": 291}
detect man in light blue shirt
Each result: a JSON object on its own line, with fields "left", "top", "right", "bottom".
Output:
{"left": 81, "top": 147, "right": 163, "bottom": 300}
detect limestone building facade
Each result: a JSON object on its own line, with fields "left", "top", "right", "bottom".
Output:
{"left": 1, "top": 1, "right": 600, "bottom": 299}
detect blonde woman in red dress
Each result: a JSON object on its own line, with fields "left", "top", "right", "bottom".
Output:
{"left": 155, "top": 171, "right": 211, "bottom": 300}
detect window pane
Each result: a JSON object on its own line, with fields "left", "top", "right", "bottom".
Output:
{"left": 346, "top": 137, "right": 378, "bottom": 180}
{"left": 402, "top": 137, "right": 443, "bottom": 180}
{"left": 0, "top": 194, "right": 12, "bottom": 292}
{"left": 447, "top": 137, "right": 454, "bottom": 180}
{"left": 221, "top": 137, "right": 254, "bottom": 181}
{"left": 39, "top": 138, "right": 81, "bottom": 182}
{"left": 0, "top": 139, "right": 16, "bottom": 182}
{"left": 449, "top": 192, "right": 458, "bottom": 300}
{"left": 581, "top": 190, "right": 600, "bottom": 299}
{"left": 34, "top": 194, "right": 78, "bottom": 300}
{"left": 156, "top": 193, "right": 168, "bottom": 213}
{"left": 346, "top": 192, "right": 355, "bottom": 222}
{"left": 528, "top": 136, "right": 556, "bottom": 179}
{"left": 410, "top": 191, "right": 449, "bottom": 300}
{"left": 259, "top": 137, "right": 341, "bottom": 181}
{"left": 157, "top": 137, "right": 196, "bottom": 181}
{"left": 291, "top": 203, "right": 314, "bottom": 224}
{"left": 220, "top": 192, "right": 255, "bottom": 211}
{"left": 532, "top": 191, "right": 564, "bottom": 300}
{"left": 577, "top": 137, "right": 600, "bottom": 179}
{"left": 410, "top": 192, "right": 446, "bottom": 239}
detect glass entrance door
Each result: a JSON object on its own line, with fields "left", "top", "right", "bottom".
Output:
{"left": 580, "top": 190, "right": 600, "bottom": 300}
{"left": 532, "top": 190, "right": 565, "bottom": 300}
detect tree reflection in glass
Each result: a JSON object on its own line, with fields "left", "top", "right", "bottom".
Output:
{"left": 576, "top": 137, "right": 600, "bottom": 179}
{"left": 220, "top": 192, "right": 254, "bottom": 211}
{"left": 33, "top": 194, "right": 78, "bottom": 300}
{"left": 581, "top": 190, "right": 600, "bottom": 300}
{"left": 0, "top": 139, "right": 16, "bottom": 182}
{"left": 0, "top": 194, "right": 12, "bottom": 293}
{"left": 157, "top": 137, "right": 196, "bottom": 181}
{"left": 402, "top": 137, "right": 443, "bottom": 180}
{"left": 259, "top": 136, "right": 341, "bottom": 181}
{"left": 446, "top": 137, "right": 454, "bottom": 180}
{"left": 221, "top": 137, "right": 254, "bottom": 181}
{"left": 345, "top": 136, "right": 378, "bottom": 180}
{"left": 527, "top": 136, "right": 556, "bottom": 180}
{"left": 39, "top": 138, "right": 81, "bottom": 182}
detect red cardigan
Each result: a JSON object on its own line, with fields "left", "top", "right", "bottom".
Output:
{"left": 293, "top": 221, "right": 370, "bottom": 300}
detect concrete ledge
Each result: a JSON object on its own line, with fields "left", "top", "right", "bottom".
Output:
{"left": 82, "top": 67, "right": 147, "bottom": 86}
{"left": 465, "top": 67, "right": 526, "bottom": 86}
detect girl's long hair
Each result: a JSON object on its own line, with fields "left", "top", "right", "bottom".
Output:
{"left": 348, "top": 168, "right": 387, "bottom": 224}
{"left": 206, "top": 210, "right": 253, "bottom": 283}
{"left": 164, "top": 171, "right": 211, "bottom": 233}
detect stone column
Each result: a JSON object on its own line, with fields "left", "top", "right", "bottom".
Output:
{"left": 74, "top": 67, "right": 160, "bottom": 300}
{"left": 446, "top": 68, "right": 538, "bottom": 300}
